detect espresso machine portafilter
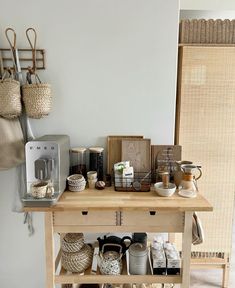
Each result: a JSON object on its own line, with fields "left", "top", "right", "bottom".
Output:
{"left": 22, "top": 135, "right": 70, "bottom": 207}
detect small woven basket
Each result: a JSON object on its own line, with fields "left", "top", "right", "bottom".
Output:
{"left": 22, "top": 82, "right": 52, "bottom": 119}
{"left": 61, "top": 233, "right": 85, "bottom": 253}
{"left": 61, "top": 244, "right": 93, "bottom": 273}
{"left": 0, "top": 77, "right": 21, "bottom": 119}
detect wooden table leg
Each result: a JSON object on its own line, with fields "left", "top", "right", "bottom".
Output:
{"left": 45, "top": 212, "right": 55, "bottom": 288}
{"left": 181, "top": 211, "right": 193, "bottom": 288}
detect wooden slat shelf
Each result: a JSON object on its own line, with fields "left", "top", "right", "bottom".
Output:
{"left": 55, "top": 274, "right": 182, "bottom": 284}
{"left": 55, "top": 256, "right": 182, "bottom": 284}
{"left": 0, "top": 48, "right": 45, "bottom": 70}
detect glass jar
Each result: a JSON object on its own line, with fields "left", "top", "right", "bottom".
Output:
{"left": 89, "top": 147, "right": 104, "bottom": 181}
{"left": 70, "top": 147, "right": 87, "bottom": 177}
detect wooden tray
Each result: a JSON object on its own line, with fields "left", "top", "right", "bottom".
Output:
{"left": 121, "top": 139, "right": 151, "bottom": 173}
{"left": 151, "top": 145, "right": 182, "bottom": 182}
{"left": 107, "top": 135, "right": 143, "bottom": 174}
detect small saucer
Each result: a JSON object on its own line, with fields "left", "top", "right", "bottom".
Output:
{"left": 178, "top": 189, "right": 197, "bottom": 198}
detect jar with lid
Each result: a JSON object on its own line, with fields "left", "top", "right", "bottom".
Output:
{"left": 129, "top": 243, "right": 148, "bottom": 275}
{"left": 89, "top": 147, "right": 104, "bottom": 181}
{"left": 70, "top": 147, "right": 87, "bottom": 178}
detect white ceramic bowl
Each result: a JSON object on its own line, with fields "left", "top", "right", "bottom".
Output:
{"left": 154, "top": 182, "right": 176, "bottom": 197}
{"left": 67, "top": 174, "right": 85, "bottom": 186}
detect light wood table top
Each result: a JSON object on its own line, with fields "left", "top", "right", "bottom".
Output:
{"left": 24, "top": 187, "right": 213, "bottom": 212}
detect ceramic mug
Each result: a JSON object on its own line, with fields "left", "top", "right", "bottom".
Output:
{"left": 31, "top": 181, "right": 54, "bottom": 199}
{"left": 87, "top": 171, "right": 97, "bottom": 180}
{"left": 88, "top": 179, "right": 97, "bottom": 189}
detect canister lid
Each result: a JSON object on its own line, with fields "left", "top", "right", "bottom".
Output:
{"left": 129, "top": 243, "right": 148, "bottom": 256}
{"left": 71, "top": 147, "right": 87, "bottom": 153}
{"left": 89, "top": 147, "right": 104, "bottom": 153}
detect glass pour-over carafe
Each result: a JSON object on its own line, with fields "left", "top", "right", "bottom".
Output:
{"left": 178, "top": 164, "right": 202, "bottom": 198}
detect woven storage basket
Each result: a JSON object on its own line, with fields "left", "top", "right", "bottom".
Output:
{"left": 22, "top": 82, "right": 52, "bottom": 119}
{"left": 61, "top": 233, "right": 85, "bottom": 253}
{"left": 0, "top": 78, "right": 21, "bottom": 119}
{"left": 61, "top": 244, "right": 93, "bottom": 273}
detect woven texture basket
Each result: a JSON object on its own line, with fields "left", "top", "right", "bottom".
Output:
{"left": 61, "top": 233, "right": 85, "bottom": 253}
{"left": 22, "top": 83, "right": 52, "bottom": 119}
{"left": 0, "top": 78, "right": 21, "bottom": 119}
{"left": 61, "top": 244, "right": 93, "bottom": 273}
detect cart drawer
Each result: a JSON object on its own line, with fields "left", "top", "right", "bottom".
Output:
{"left": 121, "top": 211, "right": 184, "bottom": 231}
{"left": 53, "top": 211, "right": 117, "bottom": 226}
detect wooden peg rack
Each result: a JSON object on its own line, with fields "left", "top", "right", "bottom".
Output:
{"left": 0, "top": 48, "right": 45, "bottom": 70}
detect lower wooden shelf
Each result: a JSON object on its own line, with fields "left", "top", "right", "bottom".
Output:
{"left": 55, "top": 251, "right": 182, "bottom": 284}
{"left": 55, "top": 270, "right": 182, "bottom": 284}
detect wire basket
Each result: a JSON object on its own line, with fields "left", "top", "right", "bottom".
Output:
{"left": 114, "top": 171, "right": 151, "bottom": 192}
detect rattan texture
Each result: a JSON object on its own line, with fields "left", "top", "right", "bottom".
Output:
{"left": 61, "top": 233, "right": 84, "bottom": 253}
{"left": 176, "top": 46, "right": 235, "bottom": 256}
{"left": 22, "top": 83, "right": 52, "bottom": 118}
{"left": 0, "top": 79, "right": 21, "bottom": 118}
{"left": 179, "top": 19, "right": 235, "bottom": 44}
{"left": 61, "top": 244, "right": 93, "bottom": 273}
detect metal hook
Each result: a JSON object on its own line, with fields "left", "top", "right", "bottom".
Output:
{"left": 26, "top": 28, "right": 37, "bottom": 72}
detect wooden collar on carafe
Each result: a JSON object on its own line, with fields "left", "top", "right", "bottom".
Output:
{"left": 183, "top": 173, "right": 194, "bottom": 181}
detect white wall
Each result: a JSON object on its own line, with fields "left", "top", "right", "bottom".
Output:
{"left": 0, "top": 1, "right": 179, "bottom": 287}
{"left": 180, "top": 0, "right": 235, "bottom": 10}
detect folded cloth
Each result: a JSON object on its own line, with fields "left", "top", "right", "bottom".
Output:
{"left": 192, "top": 212, "right": 204, "bottom": 245}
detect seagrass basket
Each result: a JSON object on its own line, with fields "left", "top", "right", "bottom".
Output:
{"left": 61, "top": 244, "right": 93, "bottom": 273}
{"left": 22, "top": 81, "right": 52, "bottom": 119}
{"left": 61, "top": 233, "right": 85, "bottom": 253}
{"left": 0, "top": 77, "right": 21, "bottom": 119}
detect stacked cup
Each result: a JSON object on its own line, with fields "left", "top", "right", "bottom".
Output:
{"left": 67, "top": 174, "right": 86, "bottom": 192}
{"left": 87, "top": 171, "right": 97, "bottom": 188}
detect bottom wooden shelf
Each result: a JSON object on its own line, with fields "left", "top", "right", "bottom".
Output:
{"left": 55, "top": 271, "right": 182, "bottom": 284}
{"left": 55, "top": 252, "right": 182, "bottom": 284}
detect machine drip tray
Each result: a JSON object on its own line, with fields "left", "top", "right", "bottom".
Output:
{"left": 22, "top": 192, "right": 62, "bottom": 207}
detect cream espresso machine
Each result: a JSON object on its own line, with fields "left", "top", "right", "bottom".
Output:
{"left": 22, "top": 135, "right": 70, "bottom": 207}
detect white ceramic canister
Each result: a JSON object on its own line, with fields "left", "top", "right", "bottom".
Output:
{"left": 129, "top": 243, "right": 148, "bottom": 275}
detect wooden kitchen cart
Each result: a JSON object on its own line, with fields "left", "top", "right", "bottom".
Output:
{"left": 24, "top": 187, "right": 212, "bottom": 288}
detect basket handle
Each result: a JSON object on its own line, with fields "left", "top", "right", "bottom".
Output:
{"left": 26, "top": 28, "right": 37, "bottom": 74}
{"left": 26, "top": 67, "right": 42, "bottom": 85}
{"left": 0, "top": 68, "right": 15, "bottom": 82}
{"left": 5, "top": 28, "right": 17, "bottom": 72}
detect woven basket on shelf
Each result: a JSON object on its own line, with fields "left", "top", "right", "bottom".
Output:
{"left": 61, "top": 233, "right": 85, "bottom": 253}
{"left": 22, "top": 81, "right": 52, "bottom": 119}
{"left": 61, "top": 244, "right": 93, "bottom": 273}
{"left": 0, "top": 77, "right": 21, "bottom": 119}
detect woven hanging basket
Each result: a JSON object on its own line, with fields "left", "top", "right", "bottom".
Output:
{"left": 61, "top": 233, "right": 85, "bottom": 253}
{"left": 61, "top": 244, "right": 93, "bottom": 273}
{"left": 0, "top": 78, "right": 21, "bottom": 119}
{"left": 22, "top": 82, "right": 52, "bottom": 119}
